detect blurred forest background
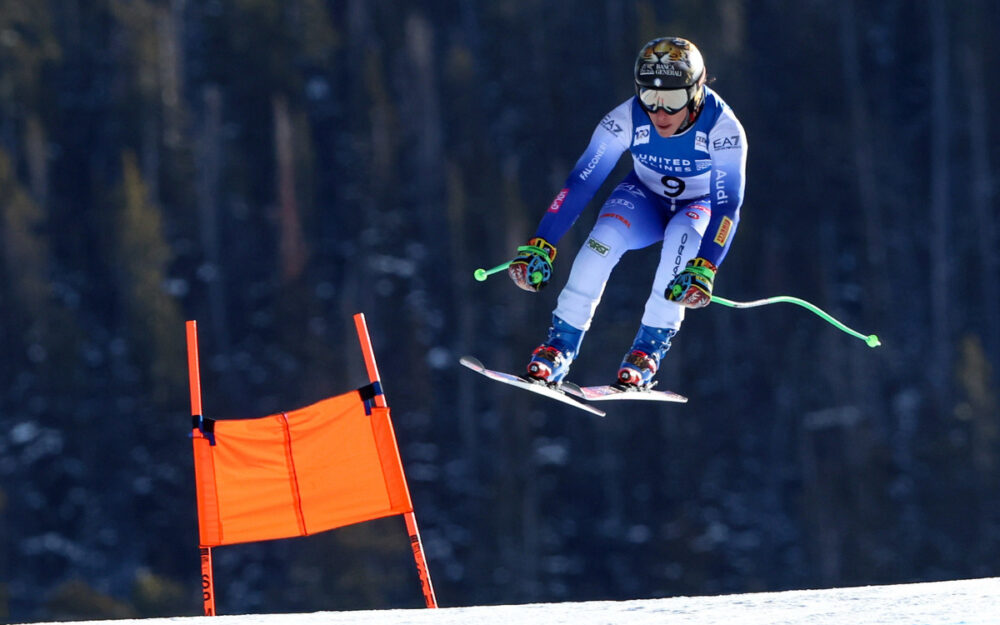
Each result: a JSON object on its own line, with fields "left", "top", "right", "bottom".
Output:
{"left": 1, "top": 0, "right": 999, "bottom": 621}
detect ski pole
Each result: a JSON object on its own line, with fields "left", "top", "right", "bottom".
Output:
{"left": 711, "top": 294, "right": 881, "bottom": 348}
{"left": 474, "top": 244, "right": 551, "bottom": 284}
{"left": 474, "top": 260, "right": 542, "bottom": 285}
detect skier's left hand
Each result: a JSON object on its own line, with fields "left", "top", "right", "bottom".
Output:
{"left": 666, "top": 257, "right": 717, "bottom": 308}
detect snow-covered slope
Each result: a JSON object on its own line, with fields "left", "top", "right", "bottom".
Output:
{"left": 17, "top": 577, "right": 999, "bottom": 625}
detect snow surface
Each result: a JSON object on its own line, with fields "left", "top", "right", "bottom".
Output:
{"left": 16, "top": 577, "right": 1000, "bottom": 625}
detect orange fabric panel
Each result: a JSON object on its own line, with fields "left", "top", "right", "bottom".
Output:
{"left": 370, "top": 407, "right": 411, "bottom": 511}
{"left": 192, "top": 432, "right": 223, "bottom": 546}
{"left": 193, "top": 389, "right": 413, "bottom": 547}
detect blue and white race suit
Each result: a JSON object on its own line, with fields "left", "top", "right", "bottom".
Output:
{"left": 535, "top": 86, "right": 748, "bottom": 331}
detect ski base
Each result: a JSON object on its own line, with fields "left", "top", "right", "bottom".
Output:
{"left": 568, "top": 384, "right": 688, "bottom": 403}
{"left": 460, "top": 356, "right": 606, "bottom": 417}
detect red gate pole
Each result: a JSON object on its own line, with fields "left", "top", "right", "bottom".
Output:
{"left": 186, "top": 321, "right": 217, "bottom": 616}
{"left": 353, "top": 313, "right": 438, "bottom": 608}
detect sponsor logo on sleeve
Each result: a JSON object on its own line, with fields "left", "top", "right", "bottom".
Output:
{"left": 695, "top": 131, "right": 709, "bottom": 152}
{"left": 634, "top": 124, "right": 651, "bottom": 146}
{"left": 714, "top": 169, "right": 729, "bottom": 206}
{"left": 712, "top": 135, "right": 741, "bottom": 150}
{"left": 713, "top": 216, "right": 734, "bottom": 246}
{"left": 600, "top": 115, "right": 623, "bottom": 136}
{"left": 587, "top": 237, "right": 611, "bottom": 256}
{"left": 579, "top": 142, "right": 608, "bottom": 181}
{"left": 548, "top": 188, "right": 569, "bottom": 213}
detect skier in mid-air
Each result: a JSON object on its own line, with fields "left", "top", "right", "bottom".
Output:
{"left": 508, "top": 36, "right": 748, "bottom": 389}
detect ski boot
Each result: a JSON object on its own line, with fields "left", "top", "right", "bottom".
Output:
{"left": 526, "top": 315, "right": 585, "bottom": 385}
{"left": 616, "top": 324, "right": 676, "bottom": 389}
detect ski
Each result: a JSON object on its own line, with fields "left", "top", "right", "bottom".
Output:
{"left": 459, "top": 356, "right": 606, "bottom": 417}
{"left": 566, "top": 383, "right": 688, "bottom": 403}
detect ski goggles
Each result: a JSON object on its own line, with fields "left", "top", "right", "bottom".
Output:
{"left": 637, "top": 86, "right": 697, "bottom": 114}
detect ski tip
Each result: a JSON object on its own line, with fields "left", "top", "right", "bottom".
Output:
{"left": 459, "top": 355, "right": 485, "bottom": 370}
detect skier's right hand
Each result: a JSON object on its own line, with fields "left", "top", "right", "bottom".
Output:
{"left": 508, "top": 237, "right": 557, "bottom": 292}
{"left": 666, "top": 257, "right": 717, "bottom": 308}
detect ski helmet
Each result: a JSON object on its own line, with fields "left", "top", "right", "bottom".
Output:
{"left": 634, "top": 37, "right": 706, "bottom": 114}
